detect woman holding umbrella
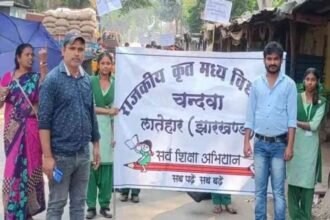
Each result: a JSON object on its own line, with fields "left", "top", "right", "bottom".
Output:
{"left": 0, "top": 43, "right": 47, "bottom": 219}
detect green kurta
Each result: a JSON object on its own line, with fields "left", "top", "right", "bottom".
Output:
{"left": 138, "top": 150, "right": 151, "bottom": 166}
{"left": 286, "top": 92, "right": 326, "bottom": 189}
{"left": 211, "top": 194, "right": 232, "bottom": 205}
{"left": 89, "top": 75, "right": 115, "bottom": 164}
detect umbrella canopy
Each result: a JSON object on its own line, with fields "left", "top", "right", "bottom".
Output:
{"left": 0, "top": 12, "right": 62, "bottom": 78}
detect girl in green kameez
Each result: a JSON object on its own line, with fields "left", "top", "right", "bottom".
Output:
{"left": 287, "top": 68, "right": 326, "bottom": 220}
{"left": 86, "top": 53, "right": 119, "bottom": 219}
{"left": 212, "top": 194, "right": 237, "bottom": 215}
{"left": 135, "top": 139, "right": 153, "bottom": 172}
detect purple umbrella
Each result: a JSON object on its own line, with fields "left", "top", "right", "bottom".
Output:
{"left": 0, "top": 12, "right": 61, "bottom": 78}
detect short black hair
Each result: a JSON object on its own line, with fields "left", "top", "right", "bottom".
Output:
{"left": 124, "top": 42, "right": 129, "bottom": 47}
{"left": 263, "top": 41, "right": 284, "bottom": 59}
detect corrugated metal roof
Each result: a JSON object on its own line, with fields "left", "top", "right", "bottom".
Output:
{"left": 292, "top": 0, "right": 330, "bottom": 15}
{"left": 209, "top": 0, "right": 316, "bottom": 42}
{"left": 230, "top": 0, "right": 305, "bottom": 25}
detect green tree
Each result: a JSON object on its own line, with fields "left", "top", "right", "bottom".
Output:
{"left": 231, "top": 0, "right": 247, "bottom": 17}
{"left": 182, "top": 0, "right": 197, "bottom": 19}
{"left": 185, "top": 0, "right": 204, "bottom": 33}
{"left": 247, "top": 0, "right": 258, "bottom": 12}
{"left": 88, "top": 0, "right": 152, "bottom": 13}
{"left": 272, "top": 0, "right": 286, "bottom": 7}
{"left": 119, "top": 0, "right": 153, "bottom": 14}
{"left": 60, "top": 0, "right": 90, "bottom": 8}
{"left": 232, "top": 0, "right": 259, "bottom": 17}
{"left": 185, "top": 0, "right": 259, "bottom": 33}
{"left": 156, "top": 0, "right": 180, "bottom": 22}
{"left": 101, "top": 6, "right": 157, "bottom": 42}
{"left": 31, "top": 0, "right": 153, "bottom": 12}
{"left": 31, "top": 0, "right": 46, "bottom": 12}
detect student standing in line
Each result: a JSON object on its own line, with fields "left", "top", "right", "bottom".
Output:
{"left": 287, "top": 68, "right": 326, "bottom": 220}
{"left": 86, "top": 53, "right": 119, "bottom": 219}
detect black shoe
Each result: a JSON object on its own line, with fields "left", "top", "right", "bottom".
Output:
{"left": 86, "top": 208, "right": 96, "bottom": 219}
{"left": 131, "top": 195, "right": 140, "bottom": 203}
{"left": 120, "top": 194, "right": 129, "bottom": 202}
{"left": 100, "top": 208, "right": 112, "bottom": 218}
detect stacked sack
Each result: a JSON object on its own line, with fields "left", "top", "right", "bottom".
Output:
{"left": 43, "top": 8, "right": 97, "bottom": 41}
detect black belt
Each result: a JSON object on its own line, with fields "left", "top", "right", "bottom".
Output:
{"left": 255, "top": 133, "right": 287, "bottom": 143}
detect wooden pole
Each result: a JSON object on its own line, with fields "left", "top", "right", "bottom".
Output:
{"left": 289, "top": 20, "right": 297, "bottom": 78}
{"left": 324, "top": 22, "right": 330, "bottom": 89}
{"left": 247, "top": 26, "right": 252, "bottom": 51}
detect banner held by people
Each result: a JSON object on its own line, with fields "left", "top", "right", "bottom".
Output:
{"left": 114, "top": 48, "right": 286, "bottom": 195}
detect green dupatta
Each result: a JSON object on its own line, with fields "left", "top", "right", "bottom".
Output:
{"left": 90, "top": 75, "right": 115, "bottom": 107}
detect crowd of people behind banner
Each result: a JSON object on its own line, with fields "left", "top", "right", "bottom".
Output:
{"left": 0, "top": 30, "right": 326, "bottom": 220}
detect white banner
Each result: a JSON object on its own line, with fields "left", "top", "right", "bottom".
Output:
{"left": 203, "top": 0, "right": 232, "bottom": 24}
{"left": 114, "top": 48, "right": 285, "bottom": 194}
{"left": 96, "top": 0, "right": 122, "bottom": 16}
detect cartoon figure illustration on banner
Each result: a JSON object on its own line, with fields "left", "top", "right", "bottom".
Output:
{"left": 125, "top": 134, "right": 154, "bottom": 172}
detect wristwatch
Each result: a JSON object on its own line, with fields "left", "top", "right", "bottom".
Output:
{"left": 40, "top": 61, "right": 47, "bottom": 65}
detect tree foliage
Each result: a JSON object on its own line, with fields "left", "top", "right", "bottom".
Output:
{"left": 231, "top": 0, "right": 247, "bottom": 17}
{"left": 30, "top": 0, "right": 287, "bottom": 37}
{"left": 272, "top": 0, "right": 286, "bottom": 7}
{"left": 60, "top": 0, "right": 90, "bottom": 8}
{"left": 119, "top": 0, "right": 153, "bottom": 14}
{"left": 185, "top": 0, "right": 204, "bottom": 33}
{"left": 30, "top": 0, "right": 152, "bottom": 12}
{"left": 30, "top": 0, "right": 46, "bottom": 12}
{"left": 185, "top": 0, "right": 260, "bottom": 33}
{"left": 156, "top": 0, "right": 181, "bottom": 22}
{"left": 101, "top": 6, "right": 157, "bottom": 43}
{"left": 247, "top": 0, "right": 258, "bottom": 12}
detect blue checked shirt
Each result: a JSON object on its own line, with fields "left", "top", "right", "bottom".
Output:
{"left": 38, "top": 61, "right": 100, "bottom": 156}
{"left": 245, "top": 73, "right": 297, "bottom": 136}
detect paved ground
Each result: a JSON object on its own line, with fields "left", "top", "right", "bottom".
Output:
{"left": 35, "top": 190, "right": 256, "bottom": 220}
{"left": 1, "top": 111, "right": 329, "bottom": 220}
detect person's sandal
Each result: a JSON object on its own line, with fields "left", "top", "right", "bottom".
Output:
{"left": 225, "top": 205, "right": 237, "bottom": 214}
{"left": 212, "top": 205, "right": 222, "bottom": 214}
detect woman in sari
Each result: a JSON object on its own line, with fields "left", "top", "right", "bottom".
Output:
{"left": 0, "top": 43, "right": 47, "bottom": 219}
{"left": 287, "top": 68, "right": 326, "bottom": 220}
{"left": 86, "top": 52, "right": 118, "bottom": 219}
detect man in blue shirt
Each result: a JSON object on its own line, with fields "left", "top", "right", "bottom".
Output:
{"left": 244, "top": 41, "right": 297, "bottom": 220}
{"left": 39, "top": 32, "right": 100, "bottom": 219}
